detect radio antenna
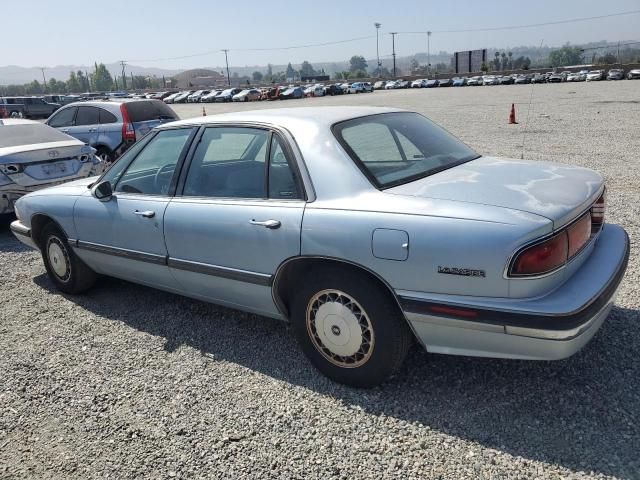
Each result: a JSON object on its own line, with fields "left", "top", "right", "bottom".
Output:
{"left": 521, "top": 39, "right": 544, "bottom": 160}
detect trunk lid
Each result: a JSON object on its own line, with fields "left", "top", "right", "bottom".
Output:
{"left": 387, "top": 157, "right": 603, "bottom": 228}
{"left": 0, "top": 140, "right": 95, "bottom": 187}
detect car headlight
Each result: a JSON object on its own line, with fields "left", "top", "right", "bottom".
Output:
{"left": 0, "top": 171, "right": 13, "bottom": 187}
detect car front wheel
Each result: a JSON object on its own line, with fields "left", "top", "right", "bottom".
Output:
{"left": 291, "top": 267, "right": 413, "bottom": 387}
{"left": 41, "top": 224, "right": 96, "bottom": 294}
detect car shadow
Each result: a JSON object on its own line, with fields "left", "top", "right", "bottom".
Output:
{"left": 29, "top": 271, "right": 640, "bottom": 478}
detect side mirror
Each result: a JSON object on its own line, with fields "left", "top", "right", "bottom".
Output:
{"left": 91, "top": 180, "right": 113, "bottom": 202}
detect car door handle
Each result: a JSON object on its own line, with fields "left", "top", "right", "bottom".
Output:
{"left": 88, "top": 128, "right": 98, "bottom": 132}
{"left": 249, "top": 219, "right": 281, "bottom": 229}
{"left": 133, "top": 210, "right": 155, "bottom": 218}
{"left": 60, "top": 129, "right": 69, "bottom": 133}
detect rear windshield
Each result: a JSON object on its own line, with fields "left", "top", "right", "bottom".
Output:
{"left": 333, "top": 112, "right": 479, "bottom": 189}
{"left": 0, "top": 123, "right": 74, "bottom": 148}
{"left": 124, "top": 101, "right": 178, "bottom": 122}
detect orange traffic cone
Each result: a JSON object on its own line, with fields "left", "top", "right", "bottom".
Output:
{"left": 509, "top": 103, "right": 518, "bottom": 124}
{"left": 202, "top": 106, "right": 207, "bottom": 117}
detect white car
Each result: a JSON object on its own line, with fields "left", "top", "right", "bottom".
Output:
{"left": 187, "top": 90, "right": 209, "bottom": 102}
{"left": 566, "top": 72, "right": 582, "bottom": 82}
{"left": 586, "top": 70, "right": 605, "bottom": 82}
{"left": 384, "top": 81, "right": 399, "bottom": 90}
{"left": 467, "top": 76, "right": 484, "bottom": 86}
{"left": 0, "top": 119, "right": 100, "bottom": 214}
{"left": 163, "top": 92, "right": 182, "bottom": 104}
{"left": 411, "top": 79, "right": 427, "bottom": 88}
{"left": 627, "top": 69, "right": 640, "bottom": 80}
{"left": 347, "top": 82, "right": 371, "bottom": 94}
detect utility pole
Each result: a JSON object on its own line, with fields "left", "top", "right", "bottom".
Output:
{"left": 40, "top": 68, "right": 47, "bottom": 92}
{"left": 222, "top": 49, "right": 230, "bottom": 86}
{"left": 390, "top": 32, "right": 397, "bottom": 78}
{"left": 374, "top": 23, "right": 381, "bottom": 76}
{"left": 427, "top": 31, "right": 432, "bottom": 78}
{"left": 120, "top": 60, "right": 127, "bottom": 90}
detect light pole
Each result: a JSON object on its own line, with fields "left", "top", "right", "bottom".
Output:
{"left": 40, "top": 68, "right": 47, "bottom": 92}
{"left": 222, "top": 49, "right": 230, "bottom": 86}
{"left": 427, "top": 31, "right": 432, "bottom": 78}
{"left": 390, "top": 32, "right": 397, "bottom": 78}
{"left": 374, "top": 23, "right": 381, "bottom": 76}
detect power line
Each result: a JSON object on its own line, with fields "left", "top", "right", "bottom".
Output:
{"left": 396, "top": 9, "right": 640, "bottom": 35}
{"left": 116, "top": 9, "right": 639, "bottom": 65}
{"left": 126, "top": 35, "right": 376, "bottom": 63}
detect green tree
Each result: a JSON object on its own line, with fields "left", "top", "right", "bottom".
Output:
{"left": 493, "top": 51, "right": 500, "bottom": 70}
{"left": 548, "top": 46, "right": 583, "bottom": 67}
{"left": 507, "top": 51, "right": 513, "bottom": 69}
{"left": 500, "top": 52, "right": 507, "bottom": 70}
{"left": 91, "top": 63, "right": 114, "bottom": 91}
{"left": 77, "top": 70, "right": 90, "bottom": 91}
{"left": 480, "top": 62, "right": 489, "bottom": 72}
{"left": 349, "top": 55, "right": 368, "bottom": 72}
{"left": 25, "top": 80, "right": 43, "bottom": 94}
{"left": 48, "top": 78, "right": 67, "bottom": 93}
{"left": 286, "top": 63, "right": 296, "bottom": 79}
{"left": 252, "top": 71, "right": 263, "bottom": 82}
{"left": 597, "top": 53, "right": 617, "bottom": 65}
{"left": 66, "top": 71, "right": 80, "bottom": 92}
{"left": 299, "top": 61, "right": 316, "bottom": 77}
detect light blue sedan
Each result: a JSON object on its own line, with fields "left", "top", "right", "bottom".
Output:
{"left": 10, "top": 107, "right": 629, "bottom": 387}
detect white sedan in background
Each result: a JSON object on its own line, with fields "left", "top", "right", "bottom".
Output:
{"left": 0, "top": 119, "right": 99, "bottom": 214}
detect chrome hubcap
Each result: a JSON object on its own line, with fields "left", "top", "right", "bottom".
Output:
{"left": 47, "top": 238, "right": 70, "bottom": 281}
{"left": 306, "top": 289, "right": 374, "bottom": 368}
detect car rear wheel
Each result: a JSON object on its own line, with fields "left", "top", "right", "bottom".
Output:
{"left": 291, "top": 267, "right": 413, "bottom": 388}
{"left": 41, "top": 224, "right": 96, "bottom": 294}
{"left": 95, "top": 147, "right": 115, "bottom": 167}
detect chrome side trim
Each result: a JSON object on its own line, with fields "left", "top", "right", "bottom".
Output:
{"left": 168, "top": 257, "right": 272, "bottom": 286}
{"left": 9, "top": 220, "right": 31, "bottom": 237}
{"left": 75, "top": 240, "right": 168, "bottom": 265}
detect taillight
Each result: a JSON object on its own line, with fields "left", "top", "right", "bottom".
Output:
{"left": 567, "top": 213, "right": 591, "bottom": 257}
{"left": 119, "top": 104, "right": 136, "bottom": 143}
{"left": 510, "top": 231, "right": 568, "bottom": 277}
{"left": 591, "top": 191, "right": 605, "bottom": 228}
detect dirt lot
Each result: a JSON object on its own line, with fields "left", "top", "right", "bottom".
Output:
{"left": 1, "top": 81, "right": 639, "bottom": 479}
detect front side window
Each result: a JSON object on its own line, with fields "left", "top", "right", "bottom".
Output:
{"left": 333, "top": 112, "right": 479, "bottom": 189}
{"left": 182, "top": 128, "right": 301, "bottom": 200}
{"left": 48, "top": 107, "right": 76, "bottom": 128}
{"left": 183, "top": 127, "right": 269, "bottom": 199}
{"left": 114, "top": 128, "right": 193, "bottom": 196}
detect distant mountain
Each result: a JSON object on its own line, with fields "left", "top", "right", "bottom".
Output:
{"left": 0, "top": 63, "right": 182, "bottom": 85}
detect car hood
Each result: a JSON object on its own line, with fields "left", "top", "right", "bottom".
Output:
{"left": 386, "top": 156, "right": 603, "bottom": 229}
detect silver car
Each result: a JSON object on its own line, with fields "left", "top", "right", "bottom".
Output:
{"left": 0, "top": 119, "right": 99, "bottom": 214}
{"left": 10, "top": 107, "right": 629, "bottom": 387}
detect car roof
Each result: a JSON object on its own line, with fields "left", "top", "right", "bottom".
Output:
{"left": 161, "top": 106, "right": 406, "bottom": 130}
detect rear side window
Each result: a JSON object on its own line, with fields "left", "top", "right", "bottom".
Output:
{"left": 99, "top": 108, "right": 117, "bottom": 124}
{"left": 75, "top": 106, "right": 100, "bottom": 126}
{"left": 333, "top": 112, "right": 479, "bottom": 189}
{"left": 48, "top": 107, "right": 77, "bottom": 128}
{"left": 124, "top": 101, "right": 178, "bottom": 122}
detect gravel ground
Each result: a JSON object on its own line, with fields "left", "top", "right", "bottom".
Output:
{"left": 1, "top": 81, "right": 639, "bottom": 479}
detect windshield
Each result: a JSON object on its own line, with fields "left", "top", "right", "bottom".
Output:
{"left": 0, "top": 123, "right": 74, "bottom": 147}
{"left": 333, "top": 112, "right": 479, "bottom": 189}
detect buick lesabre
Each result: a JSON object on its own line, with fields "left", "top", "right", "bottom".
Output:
{"left": 10, "top": 107, "right": 629, "bottom": 387}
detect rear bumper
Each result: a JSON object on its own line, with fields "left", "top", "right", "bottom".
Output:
{"left": 399, "top": 224, "right": 630, "bottom": 360}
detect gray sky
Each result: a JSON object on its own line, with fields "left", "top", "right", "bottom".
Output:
{"left": 4, "top": 0, "right": 639, "bottom": 69}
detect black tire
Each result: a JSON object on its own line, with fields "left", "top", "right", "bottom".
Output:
{"left": 41, "top": 223, "right": 96, "bottom": 294}
{"left": 95, "top": 147, "right": 115, "bottom": 168}
{"left": 290, "top": 267, "right": 413, "bottom": 388}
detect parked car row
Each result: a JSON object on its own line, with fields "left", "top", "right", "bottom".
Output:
{"left": 402, "top": 68, "right": 638, "bottom": 88}
{"left": 158, "top": 82, "right": 375, "bottom": 104}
